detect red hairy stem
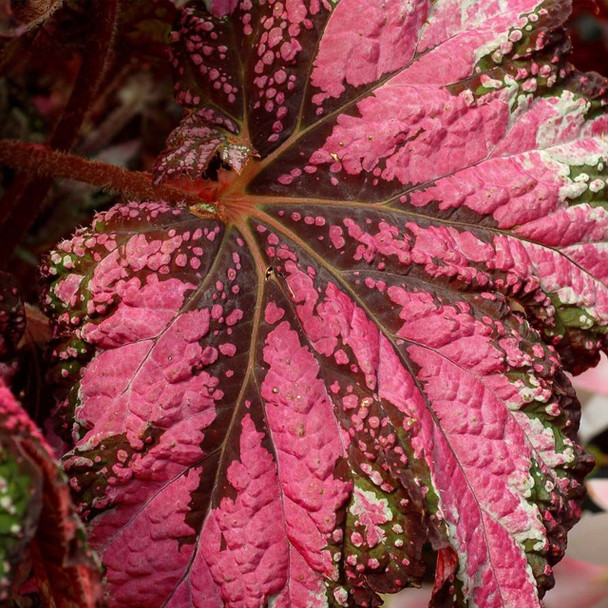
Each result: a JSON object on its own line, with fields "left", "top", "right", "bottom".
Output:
{"left": 0, "top": 141, "right": 217, "bottom": 213}
{"left": 0, "top": 0, "right": 119, "bottom": 263}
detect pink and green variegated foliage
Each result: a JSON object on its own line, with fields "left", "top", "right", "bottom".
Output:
{"left": 41, "top": 0, "right": 608, "bottom": 606}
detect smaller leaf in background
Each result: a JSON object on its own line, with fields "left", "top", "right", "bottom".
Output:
{"left": 20, "top": 303, "right": 51, "bottom": 348}
{"left": 0, "top": 379, "right": 102, "bottom": 607}
{"left": 546, "top": 557, "right": 608, "bottom": 608}
{"left": 0, "top": 271, "right": 25, "bottom": 385}
{"left": 153, "top": 108, "right": 255, "bottom": 185}
{"left": 570, "top": 354, "right": 608, "bottom": 444}
{"left": 0, "top": 274, "right": 52, "bottom": 424}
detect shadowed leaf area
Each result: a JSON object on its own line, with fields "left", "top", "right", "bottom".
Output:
{"left": 40, "top": 0, "right": 608, "bottom": 606}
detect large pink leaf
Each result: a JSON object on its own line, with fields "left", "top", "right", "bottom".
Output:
{"left": 43, "top": 1, "right": 608, "bottom": 606}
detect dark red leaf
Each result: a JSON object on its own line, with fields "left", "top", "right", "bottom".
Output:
{"left": 0, "top": 378, "right": 102, "bottom": 607}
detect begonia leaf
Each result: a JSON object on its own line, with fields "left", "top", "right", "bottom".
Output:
{"left": 43, "top": 1, "right": 608, "bottom": 607}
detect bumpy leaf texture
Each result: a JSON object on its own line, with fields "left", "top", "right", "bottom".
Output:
{"left": 43, "top": 1, "right": 608, "bottom": 606}
{"left": 154, "top": 108, "right": 255, "bottom": 184}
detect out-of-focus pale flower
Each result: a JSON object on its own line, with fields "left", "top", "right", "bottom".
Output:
{"left": 588, "top": 479, "right": 608, "bottom": 512}
{"left": 545, "top": 556, "right": 608, "bottom": 608}
{"left": 545, "top": 514, "right": 608, "bottom": 608}
{"left": 571, "top": 355, "right": 608, "bottom": 443}
{"left": 382, "top": 586, "right": 431, "bottom": 608}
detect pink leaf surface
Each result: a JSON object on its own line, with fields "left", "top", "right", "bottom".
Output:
{"left": 42, "top": 1, "right": 608, "bottom": 606}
